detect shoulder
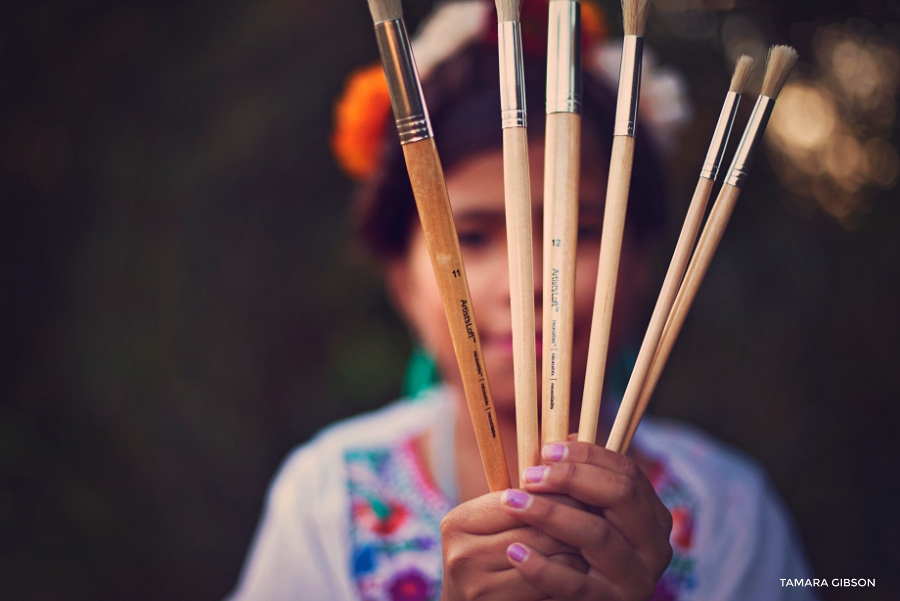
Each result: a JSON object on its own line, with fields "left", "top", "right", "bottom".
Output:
{"left": 227, "top": 389, "right": 450, "bottom": 601}
{"left": 633, "top": 416, "right": 787, "bottom": 542}
{"left": 272, "top": 388, "right": 448, "bottom": 503}
{"left": 635, "top": 418, "right": 817, "bottom": 601}
{"left": 316, "top": 388, "right": 446, "bottom": 448}
{"left": 287, "top": 388, "right": 446, "bottom": 469}
{"left": 633, "top": 416, "right": 767, "bottom": 500}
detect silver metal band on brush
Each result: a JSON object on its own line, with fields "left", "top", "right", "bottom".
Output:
{"left": 700, "top": 91, "right": 740, "bottom": 180}
{"left": 724, "top": 95, "right": 775, "bottom": 188}
{"left": 545, "top": 0, "right": 582, "bottom": 115}
{"left": 498, "top": 21, "right": 527, "bottom": 129}
{"left": 613, "top": 35, "right": 643, "bottom": 137}
{"left": 374, "top": 19, "right": 433, "bottom": 145}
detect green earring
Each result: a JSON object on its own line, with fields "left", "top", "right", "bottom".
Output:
{"left": 401, "top": 346, "right": 440, "bottom": 399}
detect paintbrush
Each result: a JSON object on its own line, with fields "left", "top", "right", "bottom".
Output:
{"left": 615, "top": 45, "right": 799, "bottom": 454}
{"left": 602, "top": 56, "right": 756, "bottom": 450}
{"left": 366, "top": 0, "right": 511, "bottom": 491}
{"left": 577, "top": 0, "right": 651, "bottom": 444}
{"left": 495, "top": 0, "right": 539, "bottom": 482}
{"left": 541, "top": 0, "right": 582, "bottom": 446}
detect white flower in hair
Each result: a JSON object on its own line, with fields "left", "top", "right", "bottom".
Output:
{"left": 412, "top": 1, "right": 492, "bottom": 79}
{"left": 408, "top": 1, "right": 693, "bottom": 155}
{"left": 590, "top": 40, "right": 693, "bottom": 154}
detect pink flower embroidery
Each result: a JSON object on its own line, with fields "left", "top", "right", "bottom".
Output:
{"left": 670, "top": 507, "right": 694, "bottom": 550}
{"left": 388, "top": 568, "right": 432, "bottom": 601}
{"left": 354, "top": 499, "right": 410, "bottom": 536}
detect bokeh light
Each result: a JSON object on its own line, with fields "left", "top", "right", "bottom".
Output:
{"left": 765, "top": 24, "right": 900, "bottom": 228}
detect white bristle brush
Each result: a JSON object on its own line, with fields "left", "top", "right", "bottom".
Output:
{"left": 615, "top": 46, "right": 799, "bottom": 454}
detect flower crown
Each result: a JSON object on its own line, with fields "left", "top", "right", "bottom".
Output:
{"left": 332, "top": 0, "right": 690, "bottom": 180}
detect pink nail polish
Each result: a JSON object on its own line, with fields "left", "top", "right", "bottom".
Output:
{"left": 523, "top": 466, "right": 547, "bottom": 484}
{"left": 542, "top": 443, "right": 566, "bottom": 463}
{"left": 507, "top": 543, "right": 529, "bottom": 563}
{"left": 502, "top": 488, "right": 531, "bottom": 509}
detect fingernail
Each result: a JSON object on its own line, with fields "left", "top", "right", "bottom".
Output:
{"left": 542, "top": 443, "right": 567, "bottom": 463}
{"left": 502, "top": 488, "right": 532, "bottom": 509}
{"left": 523, "top": 466, "right": 548, "bottom": 484}
{"left": 507, "top": 543, "right": 529, "bottom": 563}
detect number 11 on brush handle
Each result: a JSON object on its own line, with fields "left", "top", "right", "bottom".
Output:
{"left": 368, "top": 0, "right": 510, "bottom": 492}
{"left": 402, "top": 139, "right": 511, "bottom": 492}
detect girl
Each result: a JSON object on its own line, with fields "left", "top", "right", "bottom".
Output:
{"left": 228, "top": 2, "right": 815, "bottom": 599}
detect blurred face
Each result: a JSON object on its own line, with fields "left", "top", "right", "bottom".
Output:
{"left": 388, "top": 141, "right": 652, "bottom": 421}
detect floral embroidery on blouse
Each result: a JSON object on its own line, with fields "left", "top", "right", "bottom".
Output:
{"left": 346, "top": 439, "right": 698, "bottom": 601}
{"left": 644, "top": 456, "right": 698, "bottom": 600}
{"left": 346, "top": 439, "right": 450, "bottom": 601}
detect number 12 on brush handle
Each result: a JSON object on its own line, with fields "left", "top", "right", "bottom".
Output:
{"left": 542, "top": 0, "right": 582, "bottom": 446}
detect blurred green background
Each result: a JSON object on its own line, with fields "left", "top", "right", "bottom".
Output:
{"left": 1, "top": 0, "right": 898, "bottom": 599}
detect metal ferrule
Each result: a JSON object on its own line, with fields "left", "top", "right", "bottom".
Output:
{"left": 374, "top": 19, "right": 433, "bottom": 145}
{"left": 613, "top": 35, "right": 643, "bottom": 137}
{"left": 498, "top": 21, "right": 527, "bottom": 129}
{"left": 545, "top": 1, "right": 582, "bottom": 115}
{"left": 724, "top": 95, "right": 775, "bottom": 188}
{"left": 700, "top": 91, "right": 741, "bottom": 180}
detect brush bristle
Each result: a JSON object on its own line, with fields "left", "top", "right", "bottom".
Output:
{"left": 367, "top": 0, "right": 402, "bottom": 24}
{"left": 729, "top": 55, "right": 755, "bottom": 94}
{"left": 760, "top": 45, "right": 798, "bottom": 99}
{"left": 495, "top": 0, "right": 521, "bottom": 22}
{"left": 622, "top": 0, "right": 651, "bottom": 36}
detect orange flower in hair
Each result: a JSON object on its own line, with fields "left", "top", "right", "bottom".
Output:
{"left": 580, "top": 1, "right": 608, "bottom": 47}
{"left": 331, "top": 63, "right": 392, "bottom": 181}
{"left": 331, "top": 0, "right": 611, "bottom": 181}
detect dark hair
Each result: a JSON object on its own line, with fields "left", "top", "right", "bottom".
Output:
{"left": 355, "top": 41, "right": 667, "bottom": 260}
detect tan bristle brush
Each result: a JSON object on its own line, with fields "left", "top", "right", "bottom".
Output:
{"left": 541, "top": 0, "right": 582, "bottom": 446}
{"left": 615, "top": 45, "right": 799, "bottom": 454}
{"left": 577, "top": 0, "right": 651, "bottom": 444}
{"left": 366, "top": 0, "right": 511, "bottom": 491}
{"left": 495, "top": 0, "right": 539, "bottom": 482}
{"left": 603, "top": 56, "right": 755, "bottom": 452}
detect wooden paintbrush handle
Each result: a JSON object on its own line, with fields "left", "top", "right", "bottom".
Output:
{"left": 605, "top": 177, "right": 715, "bottom": 449}
{"left": 542, "top": 112, "right": 581, "bottom": 446}
{"left": 402, "top": 138, "right": 511, "bottom": 492}
{"left": 503, "top": 126, "right": 539, "bottom": 481}
{"left": 579, "top": 135, "right": 635, "bottom": 444}
{"left": 619, "top": 183, "right": 742, "bottom": 453}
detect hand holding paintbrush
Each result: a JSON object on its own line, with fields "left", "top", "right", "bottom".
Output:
{"left": 366, "top": 0, "right": 510, "bottom": 491}
{"left": 615, "top": 45, "right": 799, "bottom": 454}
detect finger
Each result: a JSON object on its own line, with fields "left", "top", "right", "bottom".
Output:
{"left": 495, "top": 521, "right": 580, "bottom": 560}
{"left": 521, "top": 462, "right": 667, "bottom": 554}
{"left": 542, "top": 441, "right": 626, "bottom": 470}
{"left": 532, "top": 446, "right": 672, "bottom": 545}
{"left": 441, "top": 491, "right": 525, "bottom": 537}
{"left": 443, "top": 521, "right": 582, "bottom": 574}
{"left": 542, "top": 442, "right": 672, "bottom": 532}
{"left": 546, "top": 551, "right": 590, "bottom": 574}
{"left": 446, "top": 561, "right": 553, "bottom": 601}
{"left": 500, "top": 489, "right": 645, "bottom": 579}
{"left": 542, "top": 442, "right": 671, "bottom": 531}
{"left": 507, "top": 542, "right": 614, "bottom": 601}
{"left": 541, "top": 443, "right": 666, "bottom": 516}
{"left": 488, "top": 492, "right": 589, "bottom": 560}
